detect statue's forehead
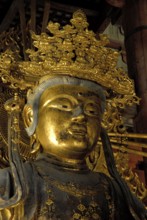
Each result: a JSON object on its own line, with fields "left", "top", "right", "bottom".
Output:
{"left": 39, "top": 84, "right": 101, "bottom": 108}
{"left": 40, "top": 84, "right": 100, "bottom": 98}
{"left": 28, "top": 76, "right": 105, "bottom": 105}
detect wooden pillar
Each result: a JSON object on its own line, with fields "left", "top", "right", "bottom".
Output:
{"left": 123, "top": 0, "right": 147, "bottom": 182}
{"left": 106, "top": 0, "right": 125, "bottom": 8}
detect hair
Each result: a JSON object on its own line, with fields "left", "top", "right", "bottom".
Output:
{"left": 25, "top": 75, "right": 106, "bottom": 136}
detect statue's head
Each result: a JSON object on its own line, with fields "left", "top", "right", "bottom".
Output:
{"left": 18, "top": 9, "right": 136, "bottom": 165}
{"left": 23, "top": 75, "right": 105, "bottom": 163}
{"left": 0, "top": 9, "right": 136, "bottom": 165}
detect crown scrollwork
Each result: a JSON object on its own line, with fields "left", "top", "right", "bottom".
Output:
{"left": 0, "top": 10, "right": 134, "bottom": 96}
{"left": 0, "top": 10, "right": 139, "bottom": 135}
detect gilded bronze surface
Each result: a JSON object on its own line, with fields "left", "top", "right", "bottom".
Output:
{"left": 0, "top": 10, "right": 134, "bottom": 94}
{"left": 35, "top": 85, "right": 101, "bottom": 164}
{"left": 0, "top": 10, "right": 146, "bottom": 220}
{"left": 0, "top": 10, "right": 140, "bottom": 136}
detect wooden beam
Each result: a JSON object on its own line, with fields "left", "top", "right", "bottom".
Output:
{"left": 17, "top": 0, "right": 27, "bottom": 59}
{"left": 0, "top": 0, "right": 18, "bottom": 32}
{"left": 96, "top": 17, "right": 111, "bottom": 33}
{"left": 30, "top": 0, "right": 36, "bottom": 32}
{"left": 123, "top": 0, "right": 147, "bottom": 183}
{"left": 41, "top": 0, "right": 50, "bottom": 33}
{"left": 106, "top": 0, "right": 125, "bottom": 8}
{"left": 50, "top": 2, "right": 98, "bottom": 16}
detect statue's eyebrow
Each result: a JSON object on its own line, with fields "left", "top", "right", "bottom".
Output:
{"left": 42, "top": 94, "right": 78, "bottom": 108}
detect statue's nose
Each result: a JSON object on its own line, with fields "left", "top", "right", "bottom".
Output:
{"left": 72, "top": 106, "right": 86, "bottom": 123}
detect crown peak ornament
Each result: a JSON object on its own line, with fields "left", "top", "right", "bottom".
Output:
{"left": 0, "top": 10, "right": 134, "bottom": 96}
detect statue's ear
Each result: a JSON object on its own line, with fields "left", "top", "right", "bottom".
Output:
{"left": 23, "top": 105, "right": 33, "bottom": 128}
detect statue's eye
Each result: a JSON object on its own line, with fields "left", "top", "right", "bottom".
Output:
{"left": 84, "top": 102, "right": 100, "bottom": 117}
{"left": 48, "top": 98, "right": 74, "bottom": 111}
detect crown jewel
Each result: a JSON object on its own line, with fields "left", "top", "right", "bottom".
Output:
{"left": 0, "top": 10, "right": 134, "bottom": 95}
{"left": 0, "top": 10, "right": 140, "bottom": 134}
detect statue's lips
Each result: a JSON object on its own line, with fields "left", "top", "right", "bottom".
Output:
{"left": 67, "top": 125, "right": 87, "bottom": 137}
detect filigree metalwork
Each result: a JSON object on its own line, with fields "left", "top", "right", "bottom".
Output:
{"left": 0, "top": 10, "right": 139, "bottom": 135}
{"left": 0, "top": 9, "right": 146, "bottom": 208}
{"left": 102, "top": 95, "right": 140, "bottom": 133}
{"left": 114, "top": 151, "right": 147, "bottom": 202}
{"left": 0, "top": 10, "right": 135, "bottom": 95}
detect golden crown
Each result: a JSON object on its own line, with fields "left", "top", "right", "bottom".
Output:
{"left": 0, "top": 10, "right": 139, "bottom": 134}
{"left": 0, "top": 10, "right": 134, "bottom": 96}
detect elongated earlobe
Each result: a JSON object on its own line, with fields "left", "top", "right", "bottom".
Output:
{"left": 23, "top": 105, "right": 33, "bottom": 129}
{"left": 23, "top": 105, "right": 41, "bottom": 154}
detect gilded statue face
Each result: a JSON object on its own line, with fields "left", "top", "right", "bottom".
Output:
{"left": 36, "top": 84, "right": 102, "bottom": 162}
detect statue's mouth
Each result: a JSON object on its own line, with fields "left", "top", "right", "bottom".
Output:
{"left": 67, "top": 125, "right": 87, "bottom": 138}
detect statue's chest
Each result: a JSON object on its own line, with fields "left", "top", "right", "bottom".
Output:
{"left": 37, "top": 175, "right": 115, "bottom": 220}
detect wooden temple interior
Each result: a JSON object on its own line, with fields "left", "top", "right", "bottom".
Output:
{"left": 0, "top": 0, "right": 146, "bottom": 203}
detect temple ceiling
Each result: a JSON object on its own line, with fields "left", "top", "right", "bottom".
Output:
{"left": 0, "top": 0, "right": 122, "bottom": 33}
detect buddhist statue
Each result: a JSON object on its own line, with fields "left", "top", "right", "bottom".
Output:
{"left": 0, "top": 10, "right": 146, "bottom": 220}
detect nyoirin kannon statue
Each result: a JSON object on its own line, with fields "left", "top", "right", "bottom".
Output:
{"left": 0, "top": 10, "right": 146, "bottom": 220}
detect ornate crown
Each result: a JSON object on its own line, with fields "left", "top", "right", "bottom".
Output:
{"left": 0, "top": 11, "right": 146, "bottom": 201}
{"left": 0, "top": 10, "right": 134, "bottom": 95}
{"left": 0, "top": 10, "right": 139, "bottom": 133}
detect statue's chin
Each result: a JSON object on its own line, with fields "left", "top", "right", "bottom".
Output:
{"left": 38, "top": 131, "right": 97, "bottom": 164}
{"left": 42, "top": 145, "right": 92, "bottom": 163}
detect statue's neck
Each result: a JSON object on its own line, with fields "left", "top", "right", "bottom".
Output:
{"left": 36, "top": 153, "right": 89, "bottom": 172}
